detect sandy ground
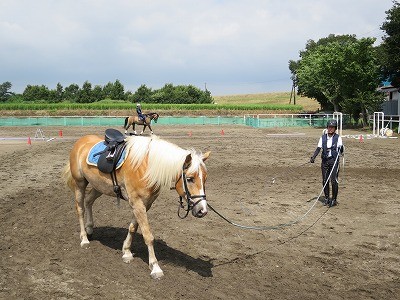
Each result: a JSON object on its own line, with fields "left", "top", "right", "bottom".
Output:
{"left": 0, "top": 124, "right": 399, "bottom": 300}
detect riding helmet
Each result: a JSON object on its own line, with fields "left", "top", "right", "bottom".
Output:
{"left": 327, "top": 119, "right": 337, "bottom": 128}
{"left": 136, "top": 103, "right": 141, "bottom": 107}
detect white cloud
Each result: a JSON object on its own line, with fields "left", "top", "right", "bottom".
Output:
{"left": 0, "top": 0, "right": 394, "bottom": 95}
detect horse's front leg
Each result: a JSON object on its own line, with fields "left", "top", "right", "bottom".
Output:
{"left": 132, "top": 124, "right": 137, "bottom": 135}
{"left": 147, "top": 124, "right": 154, "bottom": 134}
{"left": 130, "top": 202, "right": 164, "bottom": 279}
{"left": 140, "top": 125, "right": 147, "bottom": 135}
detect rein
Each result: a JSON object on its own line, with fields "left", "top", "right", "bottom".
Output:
{"left": 177, "top": 165, "right": 206, "bottom": 219}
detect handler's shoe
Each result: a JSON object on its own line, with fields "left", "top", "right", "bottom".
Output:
{"left": 329, "top": 199, "right": 337, "bottom": 207}
{"left": 323, "top": 197, "right": 330, "bottom": 206}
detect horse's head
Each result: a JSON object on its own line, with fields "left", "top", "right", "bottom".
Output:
{"left": 152, "top": 113, "right": 159, "bottom": 123}
{"left": 175, "top": 151, "right": 210, "bottom": 218}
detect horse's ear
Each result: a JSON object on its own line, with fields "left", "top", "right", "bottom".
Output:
{"left": 183, "top": 153, "right": 192, "bottom": 169}
{"left": 202, "top": 151, "right": 211, "bottom": 162}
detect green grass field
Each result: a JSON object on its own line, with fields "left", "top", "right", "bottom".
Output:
{"left": 213, "top": 91, "right": 319, "bottom": 111}
{"left": 0, "top": 92, "right": 320, "bottom": 116}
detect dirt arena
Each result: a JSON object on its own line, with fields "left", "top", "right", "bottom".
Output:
{"left": 0, "top": 124, "right": 399, "bottom": 299}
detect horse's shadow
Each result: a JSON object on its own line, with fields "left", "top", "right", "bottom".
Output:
{"left": 91, "top": 226, "right": 214, "bottom": 277}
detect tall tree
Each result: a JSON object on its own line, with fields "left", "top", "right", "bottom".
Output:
{"left": 22, "top": 85, "right": 50, "bottom": 101}
{"left": 110, "top": 79, "right": 126, "bottom": 100}
{"left": 54, "top": 82, "right": 64, "bottom": 103}
{"left": 132, "top": 84, "right": 153, "bottom": 103}
{"left": 0, "top": 81, "right": 14, "bottom": 102}
{"left": 64, "top": 84, "right": 80, "bottom": 102}
{"left": 380, "top": 1, "right": 400, "bottom": 87}
{"left": 290, "top": 35, "right": 381, "bottom": 119}
{"left": 77, "top": 81, "right": 94, "bottom": 103}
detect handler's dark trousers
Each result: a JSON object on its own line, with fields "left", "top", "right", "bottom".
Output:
{"left": 321, "top": 156, "right": 340, "bottom": 200}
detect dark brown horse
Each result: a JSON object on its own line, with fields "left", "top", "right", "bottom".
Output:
{"left": 123, "top": 112, "right": 159, "bottom": 135}
{"left": 63, "top": 133, "right": 210, "bottom": 279}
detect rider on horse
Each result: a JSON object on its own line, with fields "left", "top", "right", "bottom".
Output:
{"left": 136, "top": 103, "right": 146, "bottom": 122}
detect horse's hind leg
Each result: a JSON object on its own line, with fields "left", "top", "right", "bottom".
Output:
{"left": 84, "top": 187, "right": 102, "bottom": 238}
{"left": 124, "top": 124, "right": 130, "bottom": 134}
{"left": 73, "top": 181, "right": 92, "bottom": 248}
{"left": 122, "top": 219, "right": 138, "bottom": 263}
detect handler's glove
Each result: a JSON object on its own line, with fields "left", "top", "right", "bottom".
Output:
{"left": 310, "top": 156, "right": 315, "bottom": 163}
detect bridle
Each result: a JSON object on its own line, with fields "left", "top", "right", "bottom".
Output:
{"left": 177, "top": 165, "right": 207, "bottom": 219}
{"left": 150, "top": 113, "right": 159, "bottom": 123}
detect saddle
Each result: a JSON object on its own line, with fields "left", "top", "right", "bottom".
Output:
{"left": 94, "top": 129, "right": 127, "bottom": 202}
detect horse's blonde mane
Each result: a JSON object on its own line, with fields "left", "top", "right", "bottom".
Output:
{"left": 125, "top": 135, "right": 204, "bottom": 189}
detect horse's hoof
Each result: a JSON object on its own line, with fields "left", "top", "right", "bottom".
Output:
{"left": 150, "top": 270, "right": 164, "bottom": 280}
{"left": 80, "top": 240, "right": 90, "bottom": 249}
{"left": 122, "top": 253, "right": 134, "bottom": 263}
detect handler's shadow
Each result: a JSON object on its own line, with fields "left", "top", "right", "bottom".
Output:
{"left": 92, "top": 226, "right": 214, "bottom": 277}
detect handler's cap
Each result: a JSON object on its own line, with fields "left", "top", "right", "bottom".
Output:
{"left": 327, "top": 119, "right": 337, "bottom": 128}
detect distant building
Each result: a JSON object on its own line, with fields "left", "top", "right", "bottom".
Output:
{"left": 378, "top": 81, "right": 399, "bottom": 115}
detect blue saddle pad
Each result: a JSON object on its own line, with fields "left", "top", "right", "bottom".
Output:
{"left": 87, "top": 141, "right": 127, "bottom": 169}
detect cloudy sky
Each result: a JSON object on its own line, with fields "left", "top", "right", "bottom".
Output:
{"left": 0, "top": 0, "right": 395, "bottom": 96}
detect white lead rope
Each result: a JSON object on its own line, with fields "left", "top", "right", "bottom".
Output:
{"left": 208, "top": 154, "right": 340, "bottom": 231}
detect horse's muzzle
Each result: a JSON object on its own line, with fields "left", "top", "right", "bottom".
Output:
{"left": 191, "top": 199, "right": 208, "bottom": 218}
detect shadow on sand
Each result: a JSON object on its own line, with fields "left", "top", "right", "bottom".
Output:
{"left": 92, "top": 226, "right": 214, "bottom": 277}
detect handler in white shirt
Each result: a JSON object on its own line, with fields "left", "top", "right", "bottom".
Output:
{"left": 310, "top": 119, "right": 344, "bottom": 207}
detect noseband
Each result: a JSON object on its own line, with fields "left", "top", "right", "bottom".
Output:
{"left": 178, "top": 165, "right": 206, "bottom": 219}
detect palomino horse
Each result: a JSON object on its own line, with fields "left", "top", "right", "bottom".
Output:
{"left": 63, "top": 133, "right": 210, "bottom": 279}
{"left": 123, "top": 112, "right": 159, "bottom": 135}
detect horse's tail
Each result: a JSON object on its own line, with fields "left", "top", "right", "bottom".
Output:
{"left": 62, "top": 162, "right": 74, "bottom": 190}
{"left": 123, "top": 117, "right": 129, "bottom": 129}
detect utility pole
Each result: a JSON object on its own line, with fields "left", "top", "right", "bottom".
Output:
{"left": 289, "top": 81, "right": 296, "bottom": 105}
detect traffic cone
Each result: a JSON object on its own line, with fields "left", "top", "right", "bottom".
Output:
{"left": 188, "top": 131, "right": 192, "bottom": 137}
{"left": 220, "top": 129, "right": 225, "bottom": 135}
{"left": 59, "top": 130, "right": 63, "bottom": 137}
{"left": 359, "top": 134, "right": 364, "bottom": 143}
{"left": 28, "top": 137, "right": 31, "bottom": 145}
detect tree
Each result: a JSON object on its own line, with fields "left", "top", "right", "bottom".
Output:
{"left": 54, "top": 83, "right": 64, "bottom": 103}
{"left": 379, "top": 1, "right": 400, "bottom": 87}
{"left": 92, "top": 85, "right": 104, "bottom": 102}
{"left": 102, "top": 82, "right": 114, "bottom": 99}
{"left": 22, "top": 85, "right": 50, "bottom": 101}
{"left": 290, "top": 35, "right": 382, "bottom": 120}
{"left": 102, "top": 80, "right": 126, "bottom": 100}
{"left": 64, "top": 84, "right": 80, "bottom": 102}
{"left": 110, "top": 79, "right": 126, "bottom": 100}
{"left": 0, "top": 81, "right": 14, "bottom": 102}
{"left": 131, "top": 84, "right": 153, "bottom": 103}
{"left": 77, "top": 81, "right": 94, "bottom": 103}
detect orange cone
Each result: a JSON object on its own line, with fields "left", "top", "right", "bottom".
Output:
{"left": 220, "top": 129, "right": 225, "bottom": 135}
{"left": 188, "top": 131, "right": 192, "bottom": 137}
{"left": 59, "top": 130, "right": 63, "bottom": 137}
{"left": 359, "top": 134, "right": 364, "bottom": 143}
{"left": 28, "top": 137, "right": 31, "bottom": 145}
